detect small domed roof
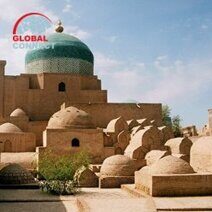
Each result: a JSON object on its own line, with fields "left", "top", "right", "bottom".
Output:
{"left": 100, "top": 155, "right": 136, "bottom": 176}
{"left": 0, "top": 123, "right": 22, "bottom": 133}
{"left": 149, "top": 155, "right": 195, "bottom": 174}
{"left": 47, "top": 106, "right": 94, "bottom": 129}
{"left": 10, "top": 108, "right": 27, "bottom": 117}
{"left": 0, "top": 163, "right": 35, "bottom": 184}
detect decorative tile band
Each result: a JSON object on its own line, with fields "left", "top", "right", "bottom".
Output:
{"left": 25, "top": 57, "right": 93, "bottom": 75}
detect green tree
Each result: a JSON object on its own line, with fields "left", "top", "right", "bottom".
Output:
{"left": 162, "top": 104, "right": 172, "bottom": 126}
{"left": 38, "top": 150, "right": 90, "bottom": 195}
{"left": 172, "top": 115, "right": 182, "bottom": 137}
{"left": 162, "top": 104, "right": 183, "bottom": 137}
{"left": 39, "top": 150, "right": 90, "bottom": 181}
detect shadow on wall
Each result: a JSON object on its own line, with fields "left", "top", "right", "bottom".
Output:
{"left": 0, "top": 140, "right": 12, "bottom": 152}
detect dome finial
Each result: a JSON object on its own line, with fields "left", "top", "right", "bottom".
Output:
{"left": 55, "top": 20, "right": 64, "bottom": 33}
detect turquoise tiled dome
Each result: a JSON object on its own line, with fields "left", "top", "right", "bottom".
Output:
{"left": 25, "top": 33, "right": 94, "bottom": 75}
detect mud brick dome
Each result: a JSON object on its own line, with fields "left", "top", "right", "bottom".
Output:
{"left": 10, "top": 108, "right": 27, "bottom": 117}
{"left": 100, "top": 155, "right": 136, "bottom": 176}
{"left": 25, "top": 23, "right": 94, "bottom": 75}
{"left": 47, "top": 106, "right": 95, "bottom": 129}
{"left": 147, "top": 155, "right": 195, "bottom": 175}
{"left": 190, "top": 136, "right": 212, "bottom": 172}
{"left": 0, "top": 123, "right": 22, "bottom": 133}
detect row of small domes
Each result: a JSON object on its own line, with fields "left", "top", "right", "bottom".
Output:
{"left": 0, "top": 108, "right": 28, "bottom": 133}
{"left": 0, "top": 106, "right": 94, "bottom": 133}
{"left": 0, "top": 155, "right": 196, "bottom": 185}
{"left": 100, "top": 155, "right": 195, "bottom": 176}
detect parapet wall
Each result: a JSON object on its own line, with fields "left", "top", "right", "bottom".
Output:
{"left": 62, "top": 102, "right": 163, "bottom": 128}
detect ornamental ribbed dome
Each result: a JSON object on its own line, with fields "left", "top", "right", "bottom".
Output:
{"left": 25, "top": 32, "right": 94, "bottom": 75}
{"left": 0, "top": 163, "right": 35, "bottom": 184}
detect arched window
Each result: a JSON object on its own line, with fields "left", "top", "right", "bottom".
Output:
{"left": 71, "top": 138, "right": 80, "bottom": 147}
{"left": 58, "top": 82, "right": 66, "bottom": 92}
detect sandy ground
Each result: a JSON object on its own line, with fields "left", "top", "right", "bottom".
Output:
{"left": 1, "top": 188, "right": 212, "bottom": 212}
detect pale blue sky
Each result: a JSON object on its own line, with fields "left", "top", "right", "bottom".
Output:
{"left": 0, "top": 0, "right": 212, "bottom": 128}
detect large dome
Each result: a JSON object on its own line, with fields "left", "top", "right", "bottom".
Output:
{"left": 25, "top": 31, "right": 94, "bottom": 75}
{"left": 47, "top": 106, "right": 94, "bottom": 129}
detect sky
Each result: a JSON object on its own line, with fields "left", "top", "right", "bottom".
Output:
{"left": 0, "top": 0, "right": 212, "bottom": 128}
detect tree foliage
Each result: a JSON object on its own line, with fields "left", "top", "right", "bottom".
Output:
{"left": 172, "top": 115, "right": 182, "bottom": 137}
{"left": 39, "top": 150, "right": 90, "bottom": 181}
{"left": 162, "top": 104, "right": 182, "bottom": 137}
{"left": 162, "top": 105, "right": 172, "bottom": 126}
{"left": 38, "top": 150, "right": 90, "bottom": 195}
